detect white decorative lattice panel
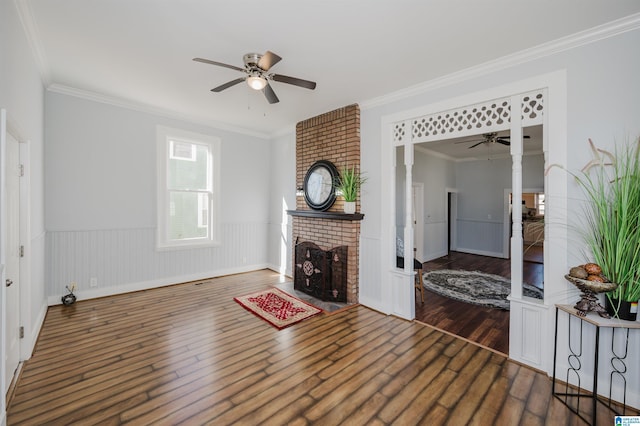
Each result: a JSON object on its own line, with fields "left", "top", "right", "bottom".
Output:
{"left": 392, "top": 91, "right": 544, "bottom": 144}
{"left": 393, "top": 122, "right": 407, "bottom": 143}
{"left": 411, "top": 98, "right": 511, "bottom": 143}
{"left": 521, "top": 90, "right": 544, "bottom": 125}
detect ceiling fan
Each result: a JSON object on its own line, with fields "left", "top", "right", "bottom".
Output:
{"left": 193, "top": 51, "right": 316, "bottom": 104}
{"left": 457, "top": 132, "right": 531, "bottom": 149}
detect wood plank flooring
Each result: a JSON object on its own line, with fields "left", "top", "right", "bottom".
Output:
{"left": 415, "top": 251, "right": 544, "bottom": 355}
{"left": 7, "top": 269, "right": 626, "bottom": 425}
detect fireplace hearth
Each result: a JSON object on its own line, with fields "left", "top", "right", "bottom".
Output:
{"left": 294, "top": 241, "right": 347, "bottom": 303}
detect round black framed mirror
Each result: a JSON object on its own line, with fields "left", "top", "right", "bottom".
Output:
{"left": 303, "top": 160, "right": 339, "bottom": 211}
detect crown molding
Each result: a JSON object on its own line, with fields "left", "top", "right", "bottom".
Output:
{"left": 47, "top": 84, "right": 271, "bottom": 140}
{"left": 14, "top": 0, "right": 51, "bottom": 86}
{"left": 360, "top": 12, "right": 640, "bottom": 110}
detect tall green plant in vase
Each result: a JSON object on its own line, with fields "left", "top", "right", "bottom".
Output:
{"left": 334, "top": 164, "right": 367, "bottom": 214}
{"left": 573, "top": 138, "right": 640, "bottom": 320}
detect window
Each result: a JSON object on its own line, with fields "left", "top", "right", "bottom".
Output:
{"left": 157, "top": 126, "right": 220, "bottom": 249}
{"left": 536, "top": 193, "right": 545, "bottom": 215}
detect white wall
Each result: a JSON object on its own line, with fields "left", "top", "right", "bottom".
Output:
{"left": 455, "top": 153, "right": 544, "bottom": 257}
{"left": 396, "top": 147, "right": 456, "bottom": 261}
{"left": 44, "top": 92, "right": 272, "bottom": 302}
{"left": 360, "top": 25, "right": 640, "bottom": 405}
{"left": 0, "top": 0, "right": 48, "bottom": 420}
{"left": 267, "top": 130, "right": 296, "bottom": 275}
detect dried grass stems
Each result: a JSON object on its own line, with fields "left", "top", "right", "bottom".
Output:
{"left": 546, "top": 138, "right": 640, "bottom": 307}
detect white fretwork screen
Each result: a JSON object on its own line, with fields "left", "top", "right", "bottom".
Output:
{"left": 393, "top": 90, "right": 544, "bottom": 144}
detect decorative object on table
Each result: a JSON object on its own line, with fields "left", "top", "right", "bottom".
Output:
{"left": 61, "top": 283, "right": 77, "bottom": 306}
{"left": 234, "top": 287, "right": 322, "bottom": 329}
{"left": 303, "top": 160, "right": 339, "bottom": 211}
{"left": 334, "top": 164, "right": 367, "bottom": 214}
{"left": 546, "top": 138, "right": 640, "bottom": 320}
{"left": 565, "top": 262, "right": 617, "bottom": 317}
{"left": 422, "top": 269, "right": 543, "bottom": 310}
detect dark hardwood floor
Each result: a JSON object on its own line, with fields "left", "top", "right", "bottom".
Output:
{"left": 9, "top": 269, "right": 628, "bottom": 425}
{"left": 415, "top": 250, "right": 544, "bottom": 355}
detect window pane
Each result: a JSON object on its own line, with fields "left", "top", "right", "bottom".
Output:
{"left": 169, "top": 191, "right": 209, "bottom": 240}
{"left": 170, "top": 140, "right": 195, "bottom": 161}
{"left": 169, "top": 142, "right": 209, "bottom": 190}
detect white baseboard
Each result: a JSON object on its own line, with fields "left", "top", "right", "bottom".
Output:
{"left": 455, "top": 247, "right": 505, "bottom": 259}
{"left": 266, "top": 263, "right": 292, "bottom": 277}
{"left": 47, "top": 263, "right": 269, "bottom": 306}
{"left": 423, "top": 250, "right": 448, "bottom": 262}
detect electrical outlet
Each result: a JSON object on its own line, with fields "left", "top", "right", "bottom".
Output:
{"left": 90, "top": 277, "right": 98, "bottom": 287}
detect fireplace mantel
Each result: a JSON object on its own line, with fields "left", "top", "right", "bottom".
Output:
{"left": 287, "top": 210, "right": 364, "bottom": 221}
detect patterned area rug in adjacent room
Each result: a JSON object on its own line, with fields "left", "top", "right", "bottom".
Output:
{"left": 422, "top": 269, "right": 544, "bottom": 310}
{"left": 234, "top": 287, "right": 322, "bottom": 329}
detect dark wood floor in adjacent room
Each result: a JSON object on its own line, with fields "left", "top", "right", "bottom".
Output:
{"left": 415, "top": 250, "right": 544, "bottom": 355}
{"left": 8, "top": 269, "right": 619, "bottom": 425}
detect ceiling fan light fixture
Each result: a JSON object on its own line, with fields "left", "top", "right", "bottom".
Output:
{"left": 247, "top": 75, "right": 267, "bottom": 90}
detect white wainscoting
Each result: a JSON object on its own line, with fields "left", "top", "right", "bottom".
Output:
{"left": 46, "top": 222, "right": 268, "bottom": 304}
{"left": 509, "top": 298, "right": 549, "bottom": 370}
{"left": 359, "top": 236, "right": 386, "bottom": 313}
{"left": 456, "top": 218, "right": 505, "bottom": 258}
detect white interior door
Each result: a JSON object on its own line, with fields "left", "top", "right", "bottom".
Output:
{"left": 5, "top": 131, "right": 21, "bottom": 391}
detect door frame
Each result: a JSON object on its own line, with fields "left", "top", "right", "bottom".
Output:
{"left": 1, "top": 109, "right": 32, "bottom": 399}
{"left": 446, "top": 188, "right": 458, "bottom": 253}
{"left": 412, "top": 182, "right": 424, "bottom": 261}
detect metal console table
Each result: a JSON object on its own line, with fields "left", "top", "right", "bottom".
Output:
{"left": 552, "top": 304, "right": 640, "bottom": 425}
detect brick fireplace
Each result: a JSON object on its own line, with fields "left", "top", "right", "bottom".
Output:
{"left": 289, "top": 104, "right": 362, "bottom": 304}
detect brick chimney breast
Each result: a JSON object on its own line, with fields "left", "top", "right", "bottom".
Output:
{"left": 292, "top": 104, "right": 361, "bottom": 304}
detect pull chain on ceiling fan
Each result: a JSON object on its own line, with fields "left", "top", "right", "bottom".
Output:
{"left": 193, "top": 51, "right": 317, "bottom": 104}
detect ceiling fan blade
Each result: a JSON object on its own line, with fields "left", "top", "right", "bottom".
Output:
{"left": 211, "top": 77, "right": 245, "bottom": 92}
{"left": 263, "top": 83, "right": 279, "bottom": 104}
{"left": 193, "top": 57, "right": 244, "bottom": 72}
{"left": 455, "top": 139, "right": 483, "bottom": 144}
{"left": 271, "top": 73, "right": 317, "bottom": 90}
{"left": 468, "top": 141, "right": 485, "bottom": 149}
{"left": 258, "top": 51, "right": 282, "bottom": 71}
{"left": 497, "top": 135, "right": 531, "bottom": 139}
{"left": 496, "top": 139, "right": 511, "bottom": 146}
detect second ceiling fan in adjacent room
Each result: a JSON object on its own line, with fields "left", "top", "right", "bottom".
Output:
{"left": 458, "top": 132, "right": 531, "bottom": 149}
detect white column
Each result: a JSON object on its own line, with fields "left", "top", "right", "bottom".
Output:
{"left": 510, "top": 96, "right": 523, "bottom": 299}
{"left": 403, "top": 137, "right": 414, "bottom": 275}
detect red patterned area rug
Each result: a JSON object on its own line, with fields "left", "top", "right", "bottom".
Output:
{"left": 234, "top": 287, "right": 323, "bottom": 329}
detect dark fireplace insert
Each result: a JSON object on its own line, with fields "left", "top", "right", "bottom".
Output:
{"left": 294, "top": 241, "right": 347, "bottom": 303}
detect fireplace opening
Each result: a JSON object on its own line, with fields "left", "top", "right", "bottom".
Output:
{"left": 294, "top": 241, "right": 348, "bottom": 303}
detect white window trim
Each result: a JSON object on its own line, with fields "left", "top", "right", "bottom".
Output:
{"left": 197, "top": 192, "right": 209, "bottom": 228}
{"left": 156, "top": 125, "right": 221, "bottom": 250}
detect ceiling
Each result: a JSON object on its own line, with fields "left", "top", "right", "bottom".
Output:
{"left": 21, "top": 1, "right": 640, "bottom": 137}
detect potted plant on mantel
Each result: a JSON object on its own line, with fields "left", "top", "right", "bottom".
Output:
{"left": 564, "top": 138, "right": 640, "bottom": 320}
{"left": 334, "top": 164, "right": 367, "bottom": 214}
